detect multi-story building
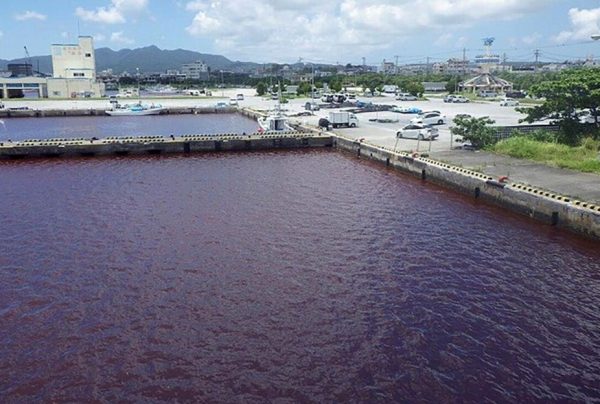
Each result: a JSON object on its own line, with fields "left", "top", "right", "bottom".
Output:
{"left": 182, "top": 60, "right": 209, "bottom": 80}
{"left": 1, "top": 36, "right": 104, "bottom": 99}
{"left": 447, "top": 58, "right": 469, "bottom": 74}
{"left": 47, "top": 36, "right": 104, "bottom": 98}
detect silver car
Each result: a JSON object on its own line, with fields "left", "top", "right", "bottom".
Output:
{"left": 396, "top": 123, "right": 439, "bottom": 140}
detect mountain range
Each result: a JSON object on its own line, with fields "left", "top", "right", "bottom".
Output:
{"left": 0, "top": 45, "right": 260, "bottom": 75}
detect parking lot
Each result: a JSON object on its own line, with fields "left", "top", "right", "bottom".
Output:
{"left": 278, "top": 94, "right": 528, "bottom": 153}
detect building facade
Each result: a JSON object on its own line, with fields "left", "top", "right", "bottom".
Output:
{"left": 47, "top": 36, "right": 104, "bottom": 98}
{"left": 182, "top": 60, "right": 209, "bottom": 80}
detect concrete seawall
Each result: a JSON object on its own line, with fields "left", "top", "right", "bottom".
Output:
{"left": 0, "top": 106, "right": 238, "bottom": 118}
{"left": 0, "top": 132, "right": 332, "bottom": 158}
{"left": 333, "top": 134, "right": 600, "bottom": 241}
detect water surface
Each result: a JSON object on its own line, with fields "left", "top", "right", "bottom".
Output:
{"left": 1, "top": 151, "right": 599, "bottom": 402}
{"left": 0, "top": 113, "right": 258, "bottom": 141}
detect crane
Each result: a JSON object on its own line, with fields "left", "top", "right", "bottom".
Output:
{"left": 23, "top": 46, "right": 38, "bottom": 76}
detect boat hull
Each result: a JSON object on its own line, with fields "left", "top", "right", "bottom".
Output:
{"left": 105, "top": 108, "right": 164, "bottom": 116}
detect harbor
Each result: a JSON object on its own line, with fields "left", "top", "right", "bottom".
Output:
{"left": 3, "top": 7, "right": 600, "bottom": 401}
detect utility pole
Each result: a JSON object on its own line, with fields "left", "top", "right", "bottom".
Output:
{"left": 534, "top": 49, "right": 540, "bottom": 73}
{"left": 362, "top": 57, "right": 366, "bottom": 72}
{"left": 462, "top": 47, "right": 467, "bottom": 76}
{"left": 426, "top": 56, "right": 430, "bottom": 75}
{"left": 394, "top": 55, "right": 399, "bottom": 74}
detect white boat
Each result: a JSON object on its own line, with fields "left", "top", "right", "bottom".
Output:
{"left": 258, "top": 110, "right": 292, "bottom": 132}
{"left": 257, "top": 84, "right": 292, "bottom": 132}
{"left": 106, "top": 102, "right": 164, "bottom": 116}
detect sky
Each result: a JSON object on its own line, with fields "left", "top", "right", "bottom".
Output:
{"left": 1, "top": 0, "right": 600, "bottom": 66}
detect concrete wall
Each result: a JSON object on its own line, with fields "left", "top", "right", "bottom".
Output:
{"left": 333, "top": 135, "right": 600, "bottom": 240}
{"left": 0, "top": 133, "right": 333, "bottom": 159}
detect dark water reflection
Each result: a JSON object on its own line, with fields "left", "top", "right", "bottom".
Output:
{"left": 1, "top": 151, "right": 599, "bottom": 402}
{"left": 0, "top": 113, "right": 259, "bottom": 141}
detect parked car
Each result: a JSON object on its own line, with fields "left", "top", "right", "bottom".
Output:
{"left": 396, "top": 123, "right": 439, "bottom": 140}
{"left": 499, "top": 98, "right": 519, "bottom": 107}
{"left": 321, "top": 93, "right": 334, "bottom": 103}
{"left": 411, "top": 112, "right": 447, "bottom": 125}
{"left": 444, "top": 95, "right": 456, "bottom": 103}
{"left": 305, "top": 101, "right": 320, "bottom": 111}
{"left": 396, "top": 93, "right": 418, "bottom": 101}
{"left": 391, "top": 106, "right": 422, "bottom": 114}
{"left": 215, "top": 102, "right": 228, "bottom": 108}
{"left": 236, "top": 94, "right": 244, "bottom": 100}
{"left": 505, "top": 90, "right": 526, "bottom": 99}
{"left": 445, "top": 95, "right": 469, "bottom": 103}
{"left": 579, "top": 109, "right": 599, "bottom": 124}
{"left": 229, "top": 98, "right": 239, "bottom": 106}
{"left": 478, "top": 90, "right": 498, "bottom": 98}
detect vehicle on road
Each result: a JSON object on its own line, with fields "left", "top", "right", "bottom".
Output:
{"left": 411, "top": 112, "right": 446, "bottom": 125}
{"left": 396, "top": 123, "right": 439, "bottom": 140}
{"left": 236, "top": 94, "right": 244, "bottom": 100}
{"left": 499, "top": 98, "right": 519, "bottom": 107}
{"left": 215, "top": 102, "right": 228, "bottom": 109}
{"left": 392, "top": 106, "right": 422, "bottom": 114}
{"left": 329, "top": 111, "right": 359, "bottom": 128}
{"left": 396, "top": 93, "right": 418, "bottom": 101}
{"left": 444, "top": 94, "right": 469, "bottom": 103}
{"left": 229, "top": 98, "right": 239, "bottom": 106}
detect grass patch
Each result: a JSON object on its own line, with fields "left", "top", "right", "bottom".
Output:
{"left": 490, "top": 137, "right": 600, "bottom": 174}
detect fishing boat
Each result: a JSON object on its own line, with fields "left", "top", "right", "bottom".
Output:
{"left": 257, "top": 84, "right": 292, "bottom": 132}
{"left": 105, "top": 102, "right": 164, "bottom": 116}
{"left": 258, "top": 109, "right": 292, "bottom": 132}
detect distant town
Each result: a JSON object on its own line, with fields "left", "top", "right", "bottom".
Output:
{"left": 1, "top": 35, "right": 599, "bottom": 101}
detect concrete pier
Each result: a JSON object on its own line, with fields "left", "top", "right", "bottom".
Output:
{"left": 0, "top": 131, "right": 333, "bottom": 158}
{"left": 0, "top": 105, "right": 238, "bottom": 118}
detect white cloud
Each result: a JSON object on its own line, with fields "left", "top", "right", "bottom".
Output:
{"left": 522, "top": 33, "right": 541, "bottom": 45}
{"left": 95, "top": 33, "right": 107, "bottom": 42}
{"left": 183, "top": 0, "right": 551, "bottom": 61}
{"left": 554, "top": 7, "right": 600, "bottom": 43}
{"left": 0, "top": 31, "right": 3, "bottom": 40}
{"left": 110, "top": 31, "right": 134, "bottom": 45}
{"left": 15, "top": 10, "right": 47, "bottom": 21}
{"left": 76, "top": 0, "right": 148, "bottom": 24}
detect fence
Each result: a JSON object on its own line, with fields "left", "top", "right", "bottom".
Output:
{"left": 493, "top": 124, "right": 560, "bottom": 141}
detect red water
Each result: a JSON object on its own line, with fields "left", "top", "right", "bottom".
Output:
{"left": 1, "top": 151, "right": 599, "bottom": 402}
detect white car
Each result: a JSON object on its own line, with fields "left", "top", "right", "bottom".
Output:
{"left": 228, "top": 98, "right": 238, "bottom": 106}
{"left": 500, "top": 98, "right": 519, "bottom": 107}
{"left": 580, "top": 110, "right": 599, "bottom": 124}
{"left": 396, "top": 124, "right": 439, "bottom": 140}
{"left": 411, "top": 112, "right": 446, "bottom": 125}
{"left": 396, "top": 93, "right": 418, "bottom": 101}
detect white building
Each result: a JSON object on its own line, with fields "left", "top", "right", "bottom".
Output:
{"left": 1, "top": 36, "right": 104, "bottom": 99}
{"left": 47, "top": 36, "right": 105, "bottom": 98}
{"left": 182, "top": 60, "right": 209, "bottom": 80}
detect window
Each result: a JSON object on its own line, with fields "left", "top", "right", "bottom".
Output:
{"left": 73, "top": 73, "right": 85, "bottom": 77}
{"left": 85, "top": 53, "right": 91, "bottom": 57}
{"left": 53, "top": 91, "right": 61, "bottom": 96}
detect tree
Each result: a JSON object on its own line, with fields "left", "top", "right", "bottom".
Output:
{"left": 403, "top": 81, "right": 425, "bottom": 97}
{"left": 521, "top": 68, "right": 600, "bottom": 143}
{"left": 330, "top": 80, "right": 342, "bottom": 92}
{"left": 256, "top": 82, "right": 267, "bottom": 96}
{"left": 297, "top": 81, "right": 312, "bottom": 96}
{"left": 450, "top": 116, "right": 497, "bottom": 149}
